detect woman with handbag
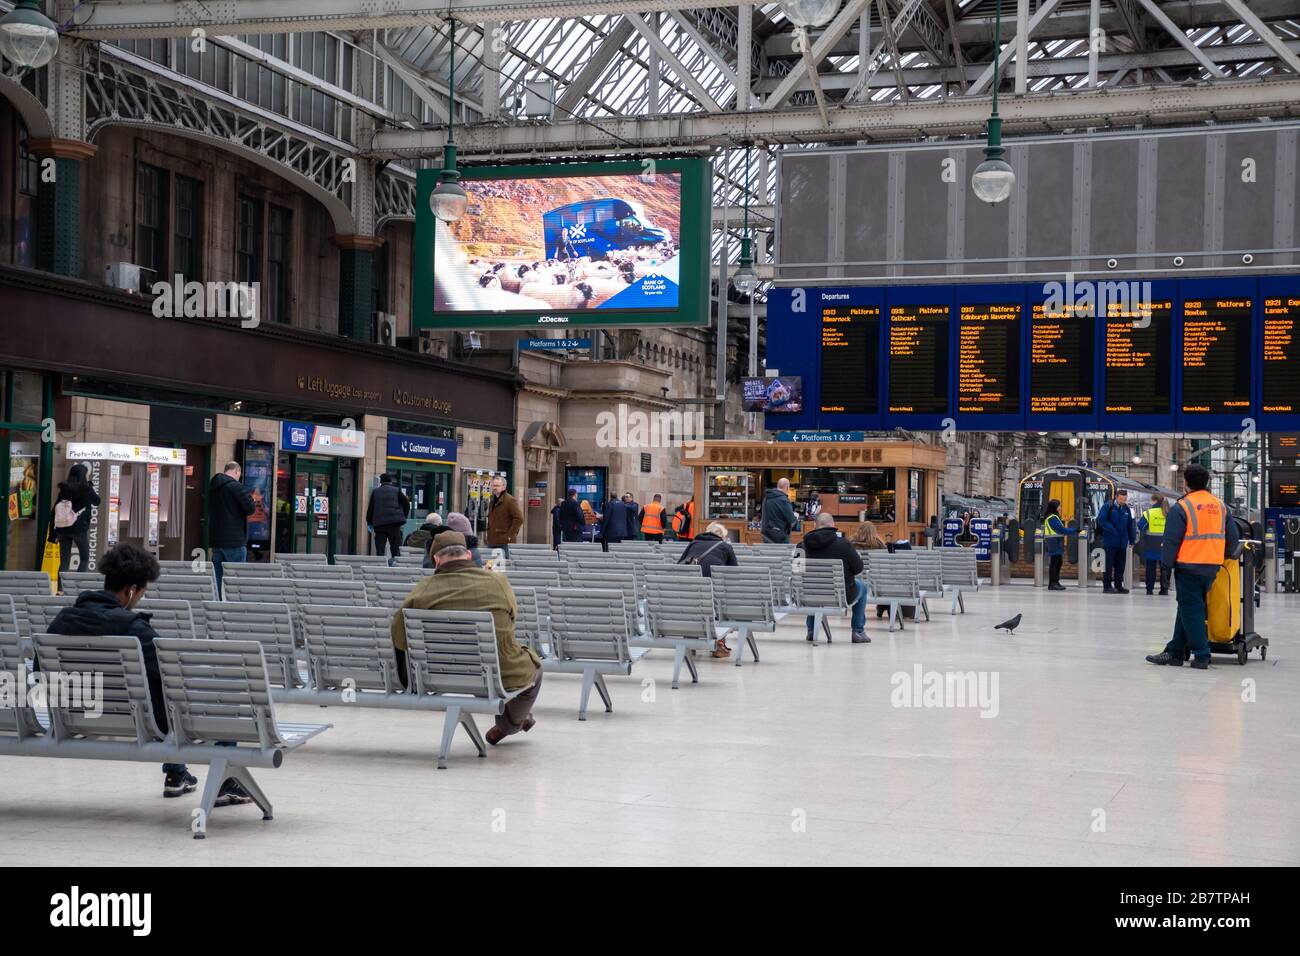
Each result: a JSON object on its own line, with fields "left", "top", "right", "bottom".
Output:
{"left": 49, "top": 463, "right": 101, "bottom": 587}
{"left": 677, "top": 522, "right": 739, "bottom": 657}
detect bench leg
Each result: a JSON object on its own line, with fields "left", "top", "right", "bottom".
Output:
{"left": 227, "top": 765, "right": 273, "bottom": 821}
{"left": 578, "top": 668, "right": 596, "bottom": 720}
{"left": 821, "top": 615, "right": 833, "bottom": 643}
{"left": 949, "top": 589, "right": 960, "bottom": 614}
{"left": 460, "top": 711, "right": 487, "bottom": 758}
{"left": 920, "top": 598, "right": 931, "bottom": 622}
{"left": 956, "top": 591, "right": 965, "bottom": 614}
{"left": 670, "top": 643, "right": 698, "bottom": 689}
{"left": 746, "top": 631, "right": 761, "bottom": 663}
{"left": 195, "top": 757, "right": 227, "bottom": 839}
{"left": 592, "top": 673, "right": 612, "bottom": 713}
{"left": 437, "top": 704, "right": 462, "bottom": 769}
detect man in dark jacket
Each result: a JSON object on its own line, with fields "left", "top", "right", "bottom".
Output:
{"left": 760, "top": 478, "right": 799, "bottom": 543}
{"left": 558, "top": 488, "right": 585, "bottom": 542}
{"left": 1146, "top": 464, "right": 1240, "bottom": 670}
{"left": 1096, "top": 490, "right": 1138, "bottom": 593}
{"left": 366, "top": 473, "right": 410, "bottom": 565}
{"left": 599, "top": 494, "right": 631, "bottom": 551}
{"left": 46, "top": 543, "right": 251, "bottom": 805}
{"left": 797, "top": 513, "right": 868, "bottom": 643}
{"left": 208, "top": 461, "right": 255, "bottom": 593}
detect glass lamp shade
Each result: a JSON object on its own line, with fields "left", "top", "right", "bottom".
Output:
{"left": 733, "top": 260, "right": 760, "bottom": 294}
{"left": 430, "top": 174, "right": 468, "bottom": 223}
{"left": 971, "top": 156, "right": 1015, "bottom": 205}
{"left": 0, "top": 0, "right": 60, "bottom": 69}
{"left": 781, "top": 0, "right": 841, "bottom": 28}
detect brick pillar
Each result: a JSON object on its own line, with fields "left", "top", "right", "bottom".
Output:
{"left": 28, "top": 139, "right": 96, "bottom": 278}
{"left": 335, "top": 234, "right": 384, "bottom": 341}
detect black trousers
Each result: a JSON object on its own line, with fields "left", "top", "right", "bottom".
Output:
{"left": 1049, "top": 553, "right": 1063, "bottom": 586}
{"left": 1104, "top": 546, "right": 1127, "bottom": 589}
{"left": 56, "top": 531, "right": 89, "bottom": 572}
{"left": 373, "top": 523, "right": 403, "bottom": 559}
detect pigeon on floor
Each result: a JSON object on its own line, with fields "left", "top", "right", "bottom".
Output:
{"left": 994, "top": 613, "right": 1022, "bottom": 635}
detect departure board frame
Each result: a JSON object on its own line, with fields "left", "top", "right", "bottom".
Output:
{"left": 1026, "top": 281, "right": 1102, "bottom": 432}
{"left": 1258, "top": 276, "right": 1300, "bottom": 431}
{"left": 814, "top": 286, "right": 885, "bottom": 429}
{"left": 1099, "top": 279, "right": 1177, "bottom": 433}
{"left": 1176, "top": 277, "right": 1257, "bottom": 431}
{"left": 884, "top": 285, "right": 955, "bottom": 429}
{"left": 763, "top": 276, "right": 1300, "bottom": 433}
{"left": 953, "top": 284, "right": 1026, "bottom": 430}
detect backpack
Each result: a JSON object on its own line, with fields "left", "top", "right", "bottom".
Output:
{"left": 53, "top": 499, "right": 83, "bottom": 529}
{"left": 672, "top": 507, "right": 691, "bottom": 538}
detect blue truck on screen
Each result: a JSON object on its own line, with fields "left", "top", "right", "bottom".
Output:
{"left": 543, "top": 199, "right": 670, "bottom": 259}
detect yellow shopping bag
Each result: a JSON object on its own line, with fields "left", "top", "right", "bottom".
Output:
{"left": 41, "top": 540, "right": 61, "bottom": 593}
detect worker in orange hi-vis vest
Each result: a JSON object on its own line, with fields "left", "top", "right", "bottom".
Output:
{"left": 1145, "top": 463, "right": 1239, "bottom": 671}
{"left": 672, "top": 497, "right": 696, "bottom": 541}
{"left": 639, "top": 494, "right": 667, "bottom": 543}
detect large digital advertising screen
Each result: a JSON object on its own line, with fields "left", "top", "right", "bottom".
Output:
{"left": 414, "top": 159, "right": 711, "bottom": 330}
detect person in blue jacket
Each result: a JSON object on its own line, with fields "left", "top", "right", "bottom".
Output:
{"left": 1096, "top": 490, "right": 1138, "bottom": 593}
{"left": 1136, "top": 493, "right": 1169, "bottom": 595}
{"left": 1041, "top": 499, "right": 1068, "bottom": 590}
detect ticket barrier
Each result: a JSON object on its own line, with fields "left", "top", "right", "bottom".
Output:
{"left": 1032, "top": 528, "right": 1045, "bottom": 588}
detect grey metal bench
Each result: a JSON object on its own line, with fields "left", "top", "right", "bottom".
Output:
{"left": 151, "top": 575, "right": 216, "bottom": 637}
{"left": 786, "top": 558, "right": 848, "bottom": 644}
{"left": 284, "top": 562, "right": 355, "bottom": 581}
{"left": 401, "top": 608, "right": 531, "bottom": 768}
{"left": 637, "top": 572, "right": 717, "bottom": 689}
{"left": 158, "top": 559, "right": 212, "bottom": 576}
{"left": 53, "top": 570, "right": 100, "bottom": 597}
{"left": 863, "top": 553, "right": 928, "bottom": 631}
{"left": 353, "top": 566, "right": 424, "bottom": 607}
{"left": 369, "top": 578, "right": 422, "bottom": 610}
{"left": 136, "top": 598, "right": 198, "bottom": 640}
{"left": 0, "top": 632, "right": 328, "bottom": 838}
{"left": 277, "top": 552, "right": 331, "bottom": 564}
{"left": 940, "top": 549, "right": 981, "bottom": 613}
{"left": 511, "top": 586, "right": 545, "bottom": 657}
{"left": 203, "top": 601, "right": 301, "bottom": 688}
{"left": 1, "top": 574, "right": 53, "bottom": 628}
{"left": 710, "top": 565, "right": 774, "bottom": 666}
{"left": 544, "top": 588, "right": 643, "bottom": 720}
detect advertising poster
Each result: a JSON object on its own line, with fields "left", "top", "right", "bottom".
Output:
{"left": 8, "top": 455, "right": 37, "bottom": 521}
{"left": 970, "top": 517, "right": 993, "bottom": 560}
{"left": 437, "top": 172, "right": 683, "bottom": 314}
{"left": 240, "top": 440, "right": 275, "bottom": 550}
{"left": 147, "top": 464, "right": 160, "bottom": 548}
{"left": 742, "top": 376, "right": 803, "bottom": 413}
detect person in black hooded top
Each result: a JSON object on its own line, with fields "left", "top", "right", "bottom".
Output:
{"left": 45, "top": 543, "right": 252, "bottom": 806}
{"left": 49, "top": 463, "right": 101, "bottom": 582}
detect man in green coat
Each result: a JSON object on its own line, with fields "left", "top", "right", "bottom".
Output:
{"left": 390, "top": 530, "right": 542, "bottom": 744}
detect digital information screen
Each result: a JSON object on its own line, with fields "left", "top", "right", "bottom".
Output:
{"left": 1104, "top": 297, "right": 1173, "bottom": 414}
{"left": 957, "top": 302, "right": 1021, "bottom": 415}
{"left": 1269, "top": 433, "right": 1300, "bottom": 466}
{"left": 820, "top": 298, "right": 879, "bottom": 414}
{"left": 1029, "top": 302, "right": 1094, "bottom": 415}
{"left": 1262, "top": 294, "right": 1300, "bottom": 415}
{"left": 415, "top": 158, "right": 709, "bottom": 330}
{"left": 1269, "top": 468, "right": 1300, "bottom": 508}
{"left": 888, "top": 304, "right": 950, "bottom": 414}
{"left": 1181, "top": 297, "right": 1253, "bottom": 414}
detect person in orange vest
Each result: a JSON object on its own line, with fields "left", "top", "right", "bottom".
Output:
{"left": 639, "top": 493, "right": 667, "bottom": 543}
{"left": 1146, "top": 464, "right": 1239, "bottom": 670}
{"left": 672, "top": 497, "right": 696, "bottom": 541}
